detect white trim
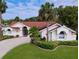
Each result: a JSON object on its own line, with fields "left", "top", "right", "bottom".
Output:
{"left": 40, "top": 23, "right": 61, "bottom": 31}
{"left": 48, "top": 25, "right": 76, "bottom": 33}
{"left": 62, "top": 25, "right": 76, "bottom": 33}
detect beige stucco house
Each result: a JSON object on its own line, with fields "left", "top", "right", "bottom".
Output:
{"left": 2, "top": 21, "right": 76, "bottom": 41}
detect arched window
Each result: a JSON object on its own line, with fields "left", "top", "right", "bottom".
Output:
{"left": 59, "top": 31, "right": 66, "bottom": 39}
{"left": 7, "top": 29, "right": 11, "bottom": 34}
{"left": 7, "top": 29, "right": 11, "bottom": 31}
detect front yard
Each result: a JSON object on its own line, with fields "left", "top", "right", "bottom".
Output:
{"left": 3, "top": 44, "right": 78, "bottom": 59}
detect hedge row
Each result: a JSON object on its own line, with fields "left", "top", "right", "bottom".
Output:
{"left": 0, "top": 35, "right": 14, "bottom": 41}
{"left": 35, "top": 41, "right": 58, "bottom": 49}
{"left": 34, "top": 41, "right": 78, "bottom": 50}
{"left": 58, "top": 41, "right": 78, "bottom": 46}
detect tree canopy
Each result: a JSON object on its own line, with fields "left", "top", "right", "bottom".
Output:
{"left": 57, "top": 6, "right": 78, "bottom": 32}
{"left": 0, "top": 0, "right": 7, "bottom": 14}
{"left": 38, "top": 2, "right": 58, "bottom": 22}
{"left": 0, "top": 0, "right": 7, "bottom": 35}
{"left": 14, "top": 16, "right": 21, "bottom": 22}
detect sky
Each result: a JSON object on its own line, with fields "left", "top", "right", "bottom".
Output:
{"left": 2, "top": 0, "right": 78, "bottom": 20}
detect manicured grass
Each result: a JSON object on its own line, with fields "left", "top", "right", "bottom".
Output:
{"left": 3, "top": 44, "right": 78, "bottom": 59}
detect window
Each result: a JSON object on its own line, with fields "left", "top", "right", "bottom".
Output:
{"left": 7, "top": 29, "right": 11, "bottom": 34}
{"left": 7, "top": 29, "right": 11, "bottom": 31}
{"left": 59, "top": 31, "right": 66, "bottom": 39}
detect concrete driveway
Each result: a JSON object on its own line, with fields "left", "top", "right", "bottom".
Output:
{"left": 0, "top": 36, "right": 31, "bottom": 59}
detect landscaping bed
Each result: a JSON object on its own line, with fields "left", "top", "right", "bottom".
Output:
{"left": 34, "top": 40, "right": 78, "bottom": 50}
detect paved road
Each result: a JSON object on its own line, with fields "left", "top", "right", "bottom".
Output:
{"left": 0, "top": 36, "right": 31, "bottom": 59}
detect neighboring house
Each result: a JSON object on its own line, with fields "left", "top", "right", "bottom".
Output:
{"left": 2, "top": 21, "right": 76, "bottom": 41}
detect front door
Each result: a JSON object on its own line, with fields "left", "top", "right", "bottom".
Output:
{"left": 22, "top": 27, "right": 28, "bottom": 36}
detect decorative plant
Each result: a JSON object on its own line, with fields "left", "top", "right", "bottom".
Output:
{"left": 29, "top": 27, "right": 40, "bottom": 42}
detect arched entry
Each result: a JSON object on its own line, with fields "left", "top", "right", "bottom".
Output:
{"left": 59, "top": 31, "right": 66, "bottom": 39}
{"left": 22, "top": 27, "right": 28, "bottom": 36}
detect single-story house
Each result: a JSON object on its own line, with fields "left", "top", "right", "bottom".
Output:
{"left": 2, "top": 21, "right": 76, "bottom": 41}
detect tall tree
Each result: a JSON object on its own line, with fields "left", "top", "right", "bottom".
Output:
{"left": 38, "top": 2, "right": 58, "bottom": 41}
{"left": 0, "top": 0, "right": 7, "bottom": 36}
{"left": 0, "top": 0, "right": 7, "bottom": 24}
{"left": 38, "top": 2, "right": 58, "bottom": 22}
{"left": 28, "top": 17, "right": 38, "bottom": 21}
{"left": 3, "top": 20, "right": 11, "bottom": 26}
{"left": 57, "top": 6, "right": 78, "bottom": 32}
{"left": 14, "top": 16, "right": 21, "bottom": 22}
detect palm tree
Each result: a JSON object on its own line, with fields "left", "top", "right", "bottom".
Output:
{"left": 0, "top": 0, "right": 7, "bottom": 35}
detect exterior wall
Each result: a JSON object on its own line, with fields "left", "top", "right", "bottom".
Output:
{"left": 40, "top": 25, "right": 76, "bottom": 41}
{"left": 3, "top": 22, "right": 76, "bottom": 41}
{"left": 3, "top": 22, "right": 31, "bottom": 37}
{"left": 56, "top": 26, "right": 76, "bottom": 41}
{"left": 39, "top": 23, "right": 61, "bottom": 40}
{"left": 3, "top": 27, "right": 21, "bottom": 36}
{"left": 48, "top": 30, "right": 57, "bottom": 41}
{"left": 40, "top": 28, "right": 47, "bottom": 39}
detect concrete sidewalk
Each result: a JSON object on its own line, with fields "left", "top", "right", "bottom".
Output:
{"left": 0, "top": 36, "right": 31, "bottom": 59}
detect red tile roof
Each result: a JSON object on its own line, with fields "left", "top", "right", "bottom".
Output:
{"left": 10, "top": 21, "right": 56, "bottom": 29}
{"left": 10, "top": 21, "right": 17, "bottom": 26}
{"left": 11, "top": 27, "right": 20, "bottom": 29}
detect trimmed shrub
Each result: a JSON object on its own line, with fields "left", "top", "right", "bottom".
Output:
{"left": 69, "top": 41, "right": 78, "bottom": 46}
{"left": 35, "top": 41, "right": 59, "bottom": 50}
{"left": 0, "top": 35, "right": 14, "bottom": 41}
{"left": 0, "top": 35, "right": 4, "bottom": 40}
{"left": 3, "top": 35, "right": 14, "bottom": 39}
{"left": 34, "top": 40, "right": 78, "bottom": 50}
{"left": 59, "top": 41, "right": 78, "bottom": 46}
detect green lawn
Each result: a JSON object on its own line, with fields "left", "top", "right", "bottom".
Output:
{"left": 3, "top": 44, "right": 78, "bottom": 59}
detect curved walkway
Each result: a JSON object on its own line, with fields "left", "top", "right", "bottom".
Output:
{"left": 0, "top": 36, "right": 31, "bottom": 59}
